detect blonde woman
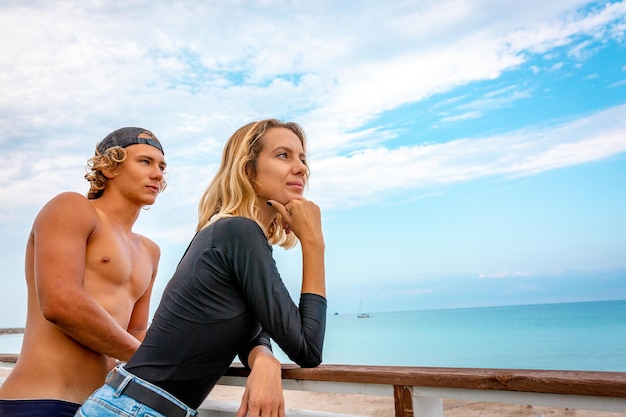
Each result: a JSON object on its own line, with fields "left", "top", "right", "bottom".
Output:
{"left": 76, "top": 119, "right": 326, "bottom": 417}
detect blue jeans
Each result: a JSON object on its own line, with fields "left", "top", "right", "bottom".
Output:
{"left": 75, "top": 366, "right": 197, "bottom": 417}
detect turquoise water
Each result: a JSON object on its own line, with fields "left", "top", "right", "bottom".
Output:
{"left": 2, "top": 300, "right": 625, "bottom": 372}
{"left": 277, "top": 299, "right": 626, "bottom": 371}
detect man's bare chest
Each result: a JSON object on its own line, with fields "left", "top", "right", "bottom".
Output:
{"left": 85, "top": 227, "right": 153, "bottom": 298}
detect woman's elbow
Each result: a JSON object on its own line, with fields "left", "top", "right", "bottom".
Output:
{"left": 296, "top": 352, "right": 323, "bottom": 368}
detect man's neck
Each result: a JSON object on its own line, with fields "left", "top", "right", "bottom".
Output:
{"left": 91, "top": 197, "right": 142, "bottom": 232}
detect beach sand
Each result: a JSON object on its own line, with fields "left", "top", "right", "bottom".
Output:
{"left": 2, "top": 366, "right": 624, "bottom": 416}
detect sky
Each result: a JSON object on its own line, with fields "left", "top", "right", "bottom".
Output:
{"left": 0, "top": 0, "right": 625, "bottom": 327}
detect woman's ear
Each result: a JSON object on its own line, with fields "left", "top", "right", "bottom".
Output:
{"left": 245, "top": 163, "right": 255, "bottom": 181}
{"left": 246, "top": 166, "right": 257, "bottom": 189}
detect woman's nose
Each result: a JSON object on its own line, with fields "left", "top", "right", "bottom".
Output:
{"left": 293, "top": 159, "right": 307, "bottom": 175}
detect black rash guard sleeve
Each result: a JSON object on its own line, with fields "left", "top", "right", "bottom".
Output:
{"left": 125, "top": 216, "right": 326, "bottom": 409}
{"left": 227, "top": 218, "right": 326, "bottom": 368}
{"left": 238, "top": 329, "right": 272, "bottom": 369}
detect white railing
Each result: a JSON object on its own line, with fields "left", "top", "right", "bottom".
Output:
{"left": 2, "top": 356, "right": 626, "bottom": 417}
{"left": 199, "top": 363, "right": 626, "bottom": 417}
{"left": 199, "top": 383, "right": 626, "bottom": 417}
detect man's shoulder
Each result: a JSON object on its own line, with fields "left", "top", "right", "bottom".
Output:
{"left": 46, "top": 191, "right": 90, "bottom": 207}
{"left": 30, "top": 192, "right": 97, "bottom": 242}
{"left": 136, "top": 234, "right": 161, "bottom": 257}
{"left": 37, "top": 192, "right": 94, "bottom": 219}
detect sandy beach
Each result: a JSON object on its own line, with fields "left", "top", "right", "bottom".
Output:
{"left": 2, "top": 366, "right": 624, "bottom": 416}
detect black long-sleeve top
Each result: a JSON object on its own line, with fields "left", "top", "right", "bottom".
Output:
{"left": 125, "top": 216, "right": 326, "bottom": 409}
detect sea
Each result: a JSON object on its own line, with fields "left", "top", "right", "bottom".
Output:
{"left": 1, "top": 299, "right": 625, "bottom": 372}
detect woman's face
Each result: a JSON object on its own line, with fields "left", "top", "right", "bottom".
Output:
{"left": 253, "top": 127, "right": 307, "bottom": 205}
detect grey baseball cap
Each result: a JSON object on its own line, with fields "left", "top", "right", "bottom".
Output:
{"left": 97, "top": 127, "right": 164, "bottom": 155}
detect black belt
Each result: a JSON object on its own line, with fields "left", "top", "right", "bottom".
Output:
{"left": 105, "top": 368, "right": 189, "bottom": 417}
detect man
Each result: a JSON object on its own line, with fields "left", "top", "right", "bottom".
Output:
{"left": 0, "top": 127, "right": 167, "bottom": 416}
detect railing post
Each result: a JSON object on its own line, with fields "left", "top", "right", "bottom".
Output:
{"left": 393, "top": 385, "right": 413, "bottom": 417}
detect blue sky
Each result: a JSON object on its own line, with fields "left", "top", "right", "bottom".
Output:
{"left": 0, "top": 0, "right": 625, "bottom": 327}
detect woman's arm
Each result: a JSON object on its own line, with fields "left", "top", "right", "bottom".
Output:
{"left": 270, "top": 198, "right": 325, "bottom": 297}
{"left": 227, "top": 214, "right": 327, "bottom": 367}
{"left": 236, "top": 345, "right": 285, "bottom": 417}
{"left": 262, "top": 199, "right": 327, "bottom": 366}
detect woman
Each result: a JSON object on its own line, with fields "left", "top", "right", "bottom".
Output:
{"left": 75, "top": 119, "right": 326, "bottom": 417}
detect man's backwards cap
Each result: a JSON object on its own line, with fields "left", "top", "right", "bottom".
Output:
{"left": 97, "top": 127, "right": 164, "bottom": 155}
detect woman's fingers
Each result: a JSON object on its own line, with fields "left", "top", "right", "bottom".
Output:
{"left": 268, "top": 199, "right": 322, "bottom": 240}
{"left": 267, "top": 200, "right": 289, "bottom": 218}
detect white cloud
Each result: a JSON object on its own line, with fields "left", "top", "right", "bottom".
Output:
{"left": 550, "top": 62, "right": 565, "bottom": 71}
{"left": 1, "top": 1, "right": 624, "bottom": 219}
{"left": 309, "top": 104, "right": 626, "bottom": 210}
{"left": 2, "top": 0, "right": 622, "bottom": 155}
{"left": 609, "top": 78, "right": 626, "bottom": 87}
{"left": 440, "top": 111, "right": 483, "bottom": 123}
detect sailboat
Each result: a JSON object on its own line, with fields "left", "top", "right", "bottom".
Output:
{"left": 357, "top": 299, "right": 370, "bottom": 318}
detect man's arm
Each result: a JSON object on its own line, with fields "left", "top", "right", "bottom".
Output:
{"left": 236, "top": 345, "right": 285, "bottom": 417}
{"left": 33, "top": 192, "right": 141, "bottom": 361}
{"left": 126, "top": 281, "right": 154, "bottom": 342}
{"left": 126, "top": 237, "right": 160, "bottom": 342}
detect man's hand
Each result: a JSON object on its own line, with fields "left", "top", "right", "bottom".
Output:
{"left": 237, "top": 346, "right": 285, "bottom": 417}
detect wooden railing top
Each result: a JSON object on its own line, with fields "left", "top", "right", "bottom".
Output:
{"left": 0, "top": 354, "right": 18, "bottom": 363}
{"left": 225, "top": 363, "right": 626, "bottom": 398}
{"left": 3, "top": 354, "right": 625, "bottom": 399}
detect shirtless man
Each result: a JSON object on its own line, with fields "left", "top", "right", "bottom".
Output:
{"left": 0, "top": 127, "right": 167, "bottom": 416}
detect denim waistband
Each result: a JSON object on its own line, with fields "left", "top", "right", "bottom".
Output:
{"left": 105, "top": 366, "right": 196, "bottom": 417}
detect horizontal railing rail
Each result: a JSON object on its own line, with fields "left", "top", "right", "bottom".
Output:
{"left": 2, "top": 354, "right": 626, "bottom": 416}
{"left": 213, "top": 363, "right": 626, "bottom": 416}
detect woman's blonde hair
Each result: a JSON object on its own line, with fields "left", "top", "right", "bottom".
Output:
{"left": 197, "top": 119, "right": 308, "bottom": 249}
